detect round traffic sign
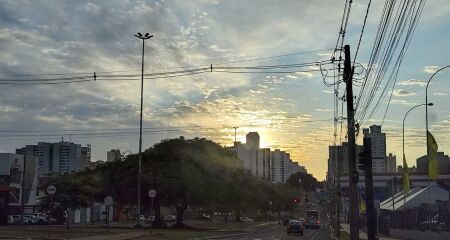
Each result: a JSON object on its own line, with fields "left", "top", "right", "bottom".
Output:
{"left": 104, "top": 196, "right": 113, "bottom": 205}
{"left": 47, "top": 185, "right": 56, "bottom": 195}
{"left": 148, "top": 189, "right": 157, "bottom": 198}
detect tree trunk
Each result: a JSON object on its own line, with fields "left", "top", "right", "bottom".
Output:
{"left": 235, "top": 210, "right": 241, "bottom": 222}
{"left": 223, "top": 213, "right": 228, "bottom": 224}
{"left": 175, "top": 206, "right": 185, "bottom": 227}
{"left": 153, "top": 196, "right": 163, "bottom": 227}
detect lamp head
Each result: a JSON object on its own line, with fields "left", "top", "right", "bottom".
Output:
{"left": 428, "top": 103, "right": 434, "bottom": 106}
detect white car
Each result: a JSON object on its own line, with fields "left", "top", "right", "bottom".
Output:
{"left": 22, "top": 215, "right": 37, "bottom": 224}
{"left": 240, "top": 217, "right": 254, "bottom": 222}
{"left": 164, "top": 215, "right": 176, "bottom": 221}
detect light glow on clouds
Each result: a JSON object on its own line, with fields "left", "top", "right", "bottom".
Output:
{"left": 0, "top": 0, "right": 449, "bottom": 179}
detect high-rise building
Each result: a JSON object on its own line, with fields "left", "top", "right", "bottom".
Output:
{"left": 80, "top": 145, "right": 91, "bottom": 170}
{"left": 270, "top": 149, "right": 290, "bottom": 183}
{"left": 416, "top": 152, "right": 450, "bottom": 174}
{"left": 363, "top": 125, "right": 387, "bottom": 173}
{"left": 246, "top": 132, "right": 260, "bottom": 149}
{"left": 107, "top": 149, "right": 121, "bottom": 162}
{"left": 16, "top": 141, "right": 89, "bottom": 175}
{"left": 385, "top": 153, "right": 397, "bottom": 173}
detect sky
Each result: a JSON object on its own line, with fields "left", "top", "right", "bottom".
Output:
{"left": 0, "top": 0, "right": 449, "bottom": 180}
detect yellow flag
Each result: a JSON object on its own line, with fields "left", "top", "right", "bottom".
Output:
{"left": 402, "top": 153, "right": 410, "bottom": 193}
{"left": 427, "top": 131, "right": 439, "bottom": 180}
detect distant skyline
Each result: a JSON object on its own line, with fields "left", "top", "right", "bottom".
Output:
{"left": 0, "top": 0, "right": 449, "bottom": 180}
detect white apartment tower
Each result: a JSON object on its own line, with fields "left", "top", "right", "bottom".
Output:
{"left": 363, "top": 125, "right": 387, "bottom": 173}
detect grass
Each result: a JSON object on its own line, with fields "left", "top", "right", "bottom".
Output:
{"left": 339, "top": 230, "right": 350, "bottom": 240}
{"left": 0, "top": 225, "right": 130, "bottom": 239}
{"left": 0, "top": 225, "right": 246, "bottom": 240}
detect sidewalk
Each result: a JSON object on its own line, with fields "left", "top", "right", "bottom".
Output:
{"left": 340, "top": 223, "right": 401, "bottom": 240}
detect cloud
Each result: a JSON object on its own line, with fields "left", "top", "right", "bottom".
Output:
{"left": 295, "top": 72, "right": 314, "bottom": 78}
{"left": 83, "top": 3, "right": 101, "bottom": 14}
{"left": 322, "top": 90, "right": 333, "bottom": 94}
{"left": 393, "top": 89, "right": 416, "bottom": 97}
{"left": 285, "top": 74, "right": 298, "bottom": 79}
{"left": 433, "top": 92, "right": 447, "bottom": 96}
{"left": 315, "top": 108, "right": 331, "bottom": 112}
{"left": 398, "top": 79, "right": 427, "bottom": 87}
{"left": 423, "top": 66, "right": 440, "bottom": 74}
{"left": 390, "top": 99, "right": 417, "bottom": 105}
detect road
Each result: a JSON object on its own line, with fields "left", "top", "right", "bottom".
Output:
{"left": 189, "top": 222, "right": 330, "bottom": 240}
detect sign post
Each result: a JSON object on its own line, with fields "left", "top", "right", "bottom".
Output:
{"left": 46, "top": 185, "right": 56, "bottom": 240}
{"left": 148, "top": 189, "right": 157, "bottom": 235}
{"left": 104, "top": 196, "right": 113, "bottom": 232}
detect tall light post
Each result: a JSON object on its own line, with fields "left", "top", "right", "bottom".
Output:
{"left": 403, "top": 103, "right": 433, "bottom": 205}
{"left": 403, "top": 103, "right": 433, "bottom": 168}
{"left": 425, "top": 65, "right": 449, "bottom": 180}
{"left": 134, "top": 32, "right": 153, "bottom": 226}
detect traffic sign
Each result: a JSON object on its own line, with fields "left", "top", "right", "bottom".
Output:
{"left": 104, "top": 196, "right": 113, "bottom": 205}
{"left": 148, "top": 189, "right": 157, "bottom": 198}
{"left": 47, "top": 185, "right": 56, "bottom": 195}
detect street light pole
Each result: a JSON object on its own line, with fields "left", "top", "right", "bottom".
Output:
{"left": 403, "top": 103, "right": 432, "bottom": 206}
{"left": 403, "top": 103, "right": 433, "bottom": 169}
{"left": 134, "top": 32, "right": 153, "bottom": 226}
{"left": 425, "top": 65, "right": 449, "bottom": 181}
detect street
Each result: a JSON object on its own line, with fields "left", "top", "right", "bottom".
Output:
{"left": 189, "top": 222, "right": 330, "bottom": 240}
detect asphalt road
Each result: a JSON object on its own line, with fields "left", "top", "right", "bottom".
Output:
{"left": 189, "top": 222, "right": 330, "bottom": 240}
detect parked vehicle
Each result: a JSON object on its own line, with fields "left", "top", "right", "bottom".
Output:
{"left": 164, "top": 215, "right": 176, "bottom": 221}
{"left": 287, "top": 219, "right": 304, "bottom": 235}
{"left": 32, "top": 213, "right": 49, "bottom": 224}
{"left": 199, "top": 213, "right": 211, "bottom": 220}
{"left": 146, "top": 215, "right": 155, "bottom": 222}
{"left": 239, "top": 216, "right": 254, "bottom": 222}
{"left": 8, "top": 215, "right": 20, "bottom": 224}
{"left": 22, "top": 215, "right": 37, "bottom": 224}
{"left": 419, "top": 215, "right": 445, "bottom": 232}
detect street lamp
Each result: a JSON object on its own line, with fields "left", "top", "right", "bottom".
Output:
{"left": 425, "top": 65, "right": 450, "bottom": 175}
{"left": 403, "top": 103, "right": 433, "bottom": 171}
{"left": 134, "top": 32, "right": 153, "bottom": 226}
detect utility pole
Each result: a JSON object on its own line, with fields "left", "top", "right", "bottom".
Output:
{"left": 361, "top": 137, "right": 376, "bottom": 240}
{"left": 343, "top": 45, "right": 359, "bottom": 240}
{"left": 20, "top": 154, "right": 27, "bottom": 225}
{"left": 336, "top": 146, "right": 341, "bottom": 238}
{"left": 233, "top": 127, "right": 238, "bottom": 143}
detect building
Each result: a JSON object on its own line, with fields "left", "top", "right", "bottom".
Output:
{"left": 0, "top": 153, "right": 38, "bottom": 207}
{"left": 229, "top": 141, "right": 270, "bottom": 180}
{"left": 246, "top": 132, "right": 260, "bottom": 149}
{"left": 107, "top": 149, "right": 121, "bottom": 162}
{"left": 363, "top": 125, "right": 387, "bottom": 173}
{"left": 416, "top": 152, "right": 450, "bottom": 174}
{"left": 386, "top": 153, "right": 396, "bottom": 173}
{"left": 16, "top": 141, "right": 89, "bottom": 175}
{"left": 327, "top": 143, "right": 363, "bottom": 182}
{"left": 80, "top": 145, "right": 91, "bottom": 170}
{"left": 270, "top": 149, "right": 290, "bottom": 183}
{"left": 397, "top": 165, "right": 416, "bottom": 174}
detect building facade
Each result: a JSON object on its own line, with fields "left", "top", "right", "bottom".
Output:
{"left": 16, "top": 141, "right": 89, "bottom": 175}
{"left": 107, "top": 149, "right": 121, "bottom": 162}
{"left": 386, "top": 153, "right": 397, "bottom": 173}
{"left": 363, "top": 125, "right": 387, "bottom": 173}
{"left": 416, "top": 152, "right": 450, "bottom": 174}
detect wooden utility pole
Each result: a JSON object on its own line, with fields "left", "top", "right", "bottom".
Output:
{"left": 343, "top": 45, "right": 359, "bottom": 240}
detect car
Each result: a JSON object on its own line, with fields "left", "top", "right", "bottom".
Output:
{"left": 146, "top": 215, "right": 155, "bottom": 222}
{"left": 418, "top": 215, "right": 445, "bottom": 232}
{"left": 7, "top": 216, "right": 14, "bottom": 224}
{"left": 8, "top": 215, "right": 20, "bottom": 224}
{"left": 287, "top": 220, "right": 304, "bottom": 235}
{"left": 32, "top": 213, "right": 49, "bottom": 224}
{"left": 164, "top": 215, "right": 176, "bottom": 221}
{"left": 199, "top": 213, "right": 211, "bottom": 220}
{"left": 239, "top": 217, "right": 254, "bottom": 222}
{"left": 22, "top": 215, "right": 37, "bottom": 224}
{"left": 305, "top": 210, "right": 320, "bottom": 229}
